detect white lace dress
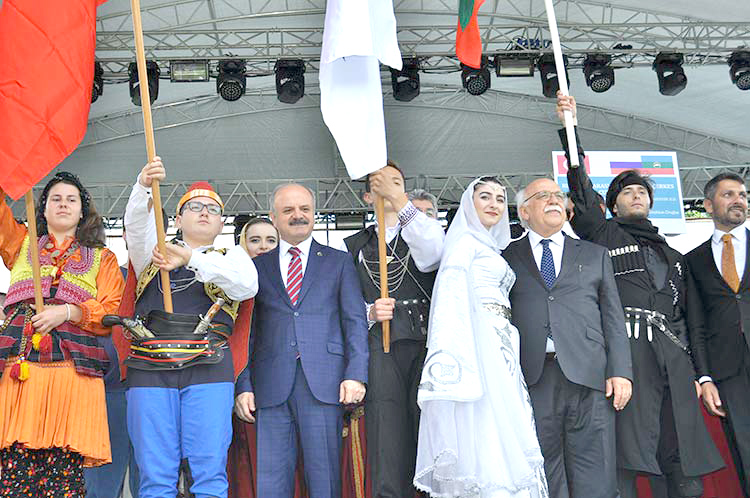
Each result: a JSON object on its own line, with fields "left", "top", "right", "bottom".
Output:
{"left": 415, "top": 241, "right": 548, "bottom": 498}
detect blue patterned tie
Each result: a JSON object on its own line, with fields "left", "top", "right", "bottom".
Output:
{"left": 540, "top": 239, "right": 556, "bottom": 288}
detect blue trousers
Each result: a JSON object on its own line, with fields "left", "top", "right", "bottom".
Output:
{"left": 84, "top": 389, "right": 140, "bottom": 498}
{"left": 256, "top": 362, "right": 342, "bottom": 498}
{"left": 127, "top": 382, "right": 234, "bottom": 498}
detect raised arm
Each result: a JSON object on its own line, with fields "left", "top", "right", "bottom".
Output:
{"left": 123, "top": 158, "right": 165, "bottom": 278}
{"left": 557, "top": 94, "right": 609, "bottom": 241}
{"left": 0, "top": 189, "right": 29, "bottom": 269}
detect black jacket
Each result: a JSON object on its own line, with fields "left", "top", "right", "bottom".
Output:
{"left": 686, "top": 232, "right": 750, "bottom": 381}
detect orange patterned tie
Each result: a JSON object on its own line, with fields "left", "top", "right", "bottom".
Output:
{"left": 722, "top": 234, "right": 740, "bottom": 292}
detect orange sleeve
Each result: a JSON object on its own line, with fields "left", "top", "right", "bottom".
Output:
{"left": 0, "top": 189, "right": 29, "bottom": 269}
{"left": 76, "top": 249, "right": 125, "bottom": 336}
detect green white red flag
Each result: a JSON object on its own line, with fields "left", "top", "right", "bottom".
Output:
{"left": 457, "top": 0, "right": 485, "bottom": 69}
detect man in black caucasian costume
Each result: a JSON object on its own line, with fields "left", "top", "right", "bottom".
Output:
{"left": 341, "top": 162, "right": 445, "bottom": 498}
{"left": 556, "top": 94, "right": 723, "bottom": 498}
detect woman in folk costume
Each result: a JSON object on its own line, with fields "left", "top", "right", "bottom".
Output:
{"left": 414, "top": 177, "right": 548, "bottom": 498}
{"left": 0, "top": 172, "right": 124, "bottom": 495}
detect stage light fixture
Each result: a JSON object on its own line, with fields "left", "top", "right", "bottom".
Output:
{"left": 494, "top": 55, "right": 534, "bottom": 77}
{"left": 170, "top": 60, "right": 209, "bottom": 82}
{"left": 583, "top": 54, "right": 615, "bottom": 93}
{"left": 128, "top": 61, "right": 160, "bottom": 106}
{"left": 92, "top": 61, "right": 104, "bottom": 103}
{"left": 729, "top": 51, "right": 750, "bottom": 91}
{"left": 461, "top": 57, "right": 491, "bottom": 96}
{"left": 275, "top": 59, "right": 305, "bottom": 104}
{"left": 390, "top": 58, "right": 420, "bottom": 102}
{"left": 217, "top": 60, "right": 246, "bottom": 102}
{"left": 538, "top": 53, "right": 569, "bottom": 98}
{"left": 653, "top": 53, "right": 687, "bottom": 96}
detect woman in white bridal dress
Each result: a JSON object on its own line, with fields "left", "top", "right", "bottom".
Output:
{"left": 414, "top": 177, "right": 548, "bottom": 498}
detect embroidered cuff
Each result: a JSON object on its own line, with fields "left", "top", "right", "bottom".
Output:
{"left": 75, "top": 301, "right": 94, "bottom": 330}
{"left": 397, "top": 201, "right": 419, "bottom": 228}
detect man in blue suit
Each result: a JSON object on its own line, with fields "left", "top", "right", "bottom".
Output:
{"left": 235, "top": 183, "right": 369, "bottom": 497}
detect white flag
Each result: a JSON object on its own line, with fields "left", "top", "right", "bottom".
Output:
{"left": 319, "top": 0, "right": 402, "bottom": 180}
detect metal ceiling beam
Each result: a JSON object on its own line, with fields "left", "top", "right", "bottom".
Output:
{"left": 95, "top": 21, "right": 750, "bottom": 76}
{"left": 94, "top": 0, "right": 749, "bottom": 75}
{"left": 9, "top": 165, "right": 749, "bottom": 220}
{"left": 80, "top": 85, "right": 750, "bottom": 165}
{"left": 97, "top": 0, "right": 709, "bottom": 31}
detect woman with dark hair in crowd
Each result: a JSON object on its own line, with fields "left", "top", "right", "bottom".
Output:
{"left": 0, "top": 172, "right": 124, "bottom": 495}
{"left": 228, "top": 217, "right": 287, "bottom": 498}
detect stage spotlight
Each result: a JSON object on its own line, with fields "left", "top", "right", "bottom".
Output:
{"left": 92, "top": 61, "right": 104, "bottom": 103}
{"left": 538, "top": 53, "right": 569, "bottom": 98}
{"left": 653, "top": 53, "right": 687, "bottom": 96}
{"left": 583, "top": 54, "right": 615, "bottom": 93}
{"left": 461, "top": 57, "right": 491, "bottom": 96}
{"left": 390, "top": 58, "right": 420, "bottom": 102}
{"left": 729, "top": 51, "right": 750, "bottom": 91}
{"left": 217, "top": 60, "right": 246, "bottom": 102}
{"left": 494, "top": 55, "right": 534, "bottom": 77}
{"left": 275, "top": 59, "right": 305, "bottom": 104}
{"left": 128, "top": 61, "right": 160, "bottom": 106}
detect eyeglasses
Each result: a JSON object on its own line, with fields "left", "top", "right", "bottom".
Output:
{"left": 523, "top": 190, "right": 567, "bottom": 204}
{"left": 184, "top": 200, "right": 222, "bottom": 216}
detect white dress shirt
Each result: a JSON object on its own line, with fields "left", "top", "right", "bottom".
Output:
{"left": 699, "top": 225, "right": 748, "bottom": 385}
{"left": 527, "top": 229, "right": 565, "bottom": 278}
{"left": 278, "top": 235, "right": 314, "bottom": 287}
{"left": 124, "top": 178, "right": 258, "bottom": 301}
{"left": 711, "top": 225, "right": 747, "bottom": 280}
{"left": 527, "top": 229, "right": 566, "bottom": 352}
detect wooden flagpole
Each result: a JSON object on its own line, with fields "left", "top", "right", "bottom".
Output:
{"left": 24, "top": 192, "right": 44, "bottom": 312}
{"left": 130, "top": 0, "right": 173, "bottom": 312}
{"left": 543, "top": 0, "right": 579, "bottom": 168}
{"left": 374, "top": 196, "right": 391, "bottom": 353}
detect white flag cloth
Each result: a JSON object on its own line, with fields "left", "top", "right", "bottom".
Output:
{"left": 319, "top": 0, "right": 402, "bottom": 180}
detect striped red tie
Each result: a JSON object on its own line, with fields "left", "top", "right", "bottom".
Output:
{"left": 286, "top": 247, "right": 303, "bottom": 305}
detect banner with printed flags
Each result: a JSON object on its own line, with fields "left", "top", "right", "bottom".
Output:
{"left": 0, "top": 0, "right": 106, "bottom": 200}
{"left": 319, "top": 0, "right": 402, "bottom": 180}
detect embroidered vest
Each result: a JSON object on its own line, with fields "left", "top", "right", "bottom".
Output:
{"left": 0, "top": 235, "right": 108, "bottom": 377}
{"left": 134, "top": 247, "right": 240, "bottom": 322}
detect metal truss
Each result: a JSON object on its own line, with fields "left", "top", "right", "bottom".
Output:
{"left": 94, "top": 0, "right": 750, "bottom": 76}
{"left": 9, "top": 166, "right": 750, "bottom": 221}
{"left": 80, "top": 85, "right": 750, "bottom": 165}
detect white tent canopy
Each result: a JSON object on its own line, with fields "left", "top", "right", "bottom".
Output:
{"left": 7, "top": 0, "right": 750, "bottom": 215}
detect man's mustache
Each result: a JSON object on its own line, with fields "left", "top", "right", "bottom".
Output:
{"left": 289, "top": 218, "right": 310, "bottom": 226}
{"left": 544, "top": 205, "right": 563, "bottom": 214}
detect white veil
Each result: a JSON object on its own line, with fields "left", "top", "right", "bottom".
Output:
{"left": 418, "top": 177, "right": 512, "bottom": 404}
{"left": 444, "top": 177, "right": 511, "bottom": 257}
{"left": 415, "top": 177, "right": 548, "bottom": 496}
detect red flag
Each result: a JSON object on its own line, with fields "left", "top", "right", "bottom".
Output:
{"left": 456, "top": 0, "right": 485, "bottom": 69}
{"left": 0, "top": 0, "right": 104, "bottom": 200}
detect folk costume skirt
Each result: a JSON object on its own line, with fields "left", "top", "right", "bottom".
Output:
{"left": 0, "top": 359, "right": 110, "bottom": 467}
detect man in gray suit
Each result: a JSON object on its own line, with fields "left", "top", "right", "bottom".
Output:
{"left": 503, "top": 178, "right": 633, "bottom": 498}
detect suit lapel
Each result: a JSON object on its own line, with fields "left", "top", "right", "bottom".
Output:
{"left": 263, "top": 247, "right": 293, "bottom": 307}
{"left": 295, "top": 239, "right": 325, "bottom": 306}
{"left": 516, "top": 236, "right": 547, "bottom": 288}
{"left": 739, "top": 228, "right": 750, "bottom": 290}
{"left": 552, "top": 236, "right": 581, "bottom": 288}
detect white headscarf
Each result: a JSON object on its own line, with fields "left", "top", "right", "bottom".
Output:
{"left": 444, "top": 177, "right": 511, "bottom": 257}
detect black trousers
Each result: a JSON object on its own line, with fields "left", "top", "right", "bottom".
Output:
{"left": 528, "top": 357, "right": 618, "bottom": 498}
{"left": 617, "top": 388, "right": 702, "bottom": 498}
{"left": 365, "top": 337, "right": 426, "bottom": 498}
{"left": 717, "top": 347, "right": 750, "bottom": 498}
